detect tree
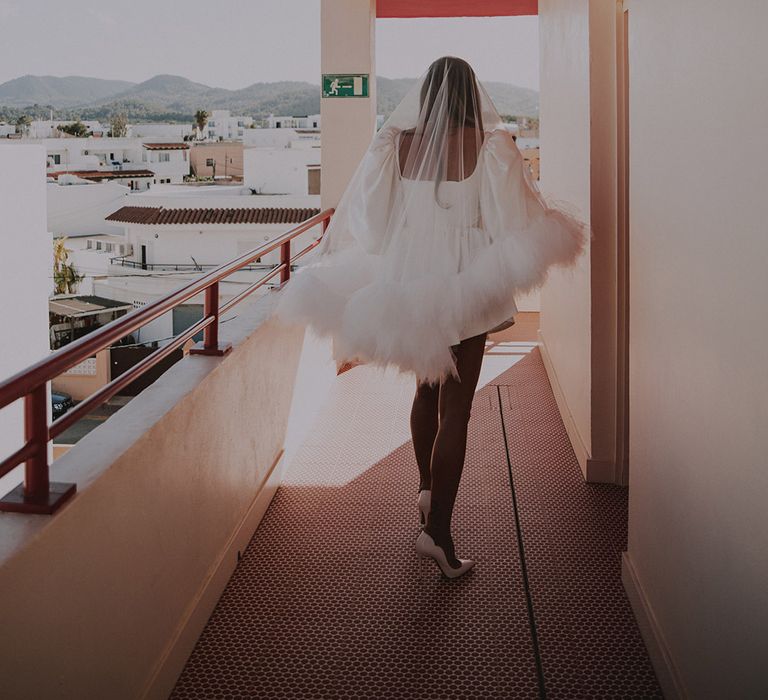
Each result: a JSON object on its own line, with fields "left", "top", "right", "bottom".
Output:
{"left": 53, "top": 238, "right": 84, "bottom": 295}
{"left": 194, "top": 109, "right": 209, "bottom": 139}
{"left": 58, "top": 120, "right": 89, "bottom": 137}
{"left": 110, "top": 112, "right": 128, "bottom": 137}
{"left": 15, "top": 114, "right": 31, "bottom": 135}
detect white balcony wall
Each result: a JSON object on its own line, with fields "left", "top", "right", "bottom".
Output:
{"left": 0, "top": 293, "right": 338, "bottom": 699}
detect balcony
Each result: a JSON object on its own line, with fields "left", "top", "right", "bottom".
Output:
{"left": 171, "top": 338, "right": 662, "bottom": 699}
{"left": 0, "top": 208, "right": 661, "bottom": 697}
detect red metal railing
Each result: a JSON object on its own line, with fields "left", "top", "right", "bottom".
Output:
{"left": 0, "top": 209, "right": 333, "bottom": 514}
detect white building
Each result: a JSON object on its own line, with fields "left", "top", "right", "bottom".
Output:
{"left": 91, "top": 187, "right": 322, "bottom": 344}
{"left": 0, "top": 123, "right": 16, "bottom": 138}
{"left": 243, "top": 145, "right": 320, "bottom": 195}
{"left": 47, "top": 179, "right": 130, "bottom": 238}
{"left": 128, "top": 123, "right": 194, "bottom": 140}
{"left": 205, "top": 110, "right": 254, "bottom": 141}
{"left": 0, "top": 145, "right": 52, "bottom": 498}
{"left": 241, "top": 127, "right": 320, "bottom": 149}
{"left": 1, "top": 137, "right": 191, "bottom": 188}
{"left": 266, "top": 114, "right": 321, "bottom": 129}
{"left": 28, "top": 120, "right": 107, "bottom": 139}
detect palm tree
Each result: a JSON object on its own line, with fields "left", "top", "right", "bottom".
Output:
{"left": 194, "top": 109, "right": 209, "bottom": 140}
{"left": 15, "top": 114, "right": 31, "bottom": 136}
{"left": 53, "top": 237, "right": 83, "bottom": 295}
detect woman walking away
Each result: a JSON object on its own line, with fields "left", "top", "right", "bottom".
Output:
{"left": 272, "top": 56, "right": 588, "bottom": 579}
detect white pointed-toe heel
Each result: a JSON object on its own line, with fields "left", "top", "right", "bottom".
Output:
{"left": 415, "top": 530, "right": 475, "bottom": 579}
{"left": 417, "top": 489, "right": 431, "bottom": 528}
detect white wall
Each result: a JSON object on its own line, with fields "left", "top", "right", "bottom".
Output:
{"left": 538, "top": 0, "right": 593, "bottom": 462}
{"left": 128, "top": 123, "right": 193, "bottom": 139}
{"left": 243, "top": 147, "right": 320, "bottom": 194}
{"left": 121, "top": 223, "right": 320, "bottom": 268}
{"left": 0, "top": 145, "right": 51, "bottom": 497}
{"left": 242, "top": 128, "right": 321, "bottom": 149}
{"left": 47, "top": 180, "right": 129, "bottom": 238}
{"left": 624, "top": 2, "right": 768, "bottom": 697}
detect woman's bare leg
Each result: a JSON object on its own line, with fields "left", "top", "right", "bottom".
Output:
{"left": 410, "top": 380, "right": 440, "bottom": 491}
{"left": 425, "top": 332, "right": 487, "bottom": 567}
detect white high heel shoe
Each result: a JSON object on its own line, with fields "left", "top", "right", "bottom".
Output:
{"left": 417, "top": 489, "right": 431, "bottom": 528}
{"left": 415, "top": 530, "right": 475, "bottom": 579}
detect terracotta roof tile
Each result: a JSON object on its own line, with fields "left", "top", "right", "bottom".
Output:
{"left": 105, "top": 206, "right": 321, "bottom": 226}
{"left": 142, "top": 143, "right": 190, "bottom": 150}
{"left": 50, "top": 170, "right": 155, "bottom": 181}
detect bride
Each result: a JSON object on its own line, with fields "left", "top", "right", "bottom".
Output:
{"left": 272, "top": 56, "right": 587, "bottom": 579}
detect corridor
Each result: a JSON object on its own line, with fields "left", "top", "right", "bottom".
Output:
{"left": 172, "top": 340, "right": 661, "bottom": 698}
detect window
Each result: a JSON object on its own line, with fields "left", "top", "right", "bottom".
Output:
{"left": 206, "top": 158, "right": 214, "bottom": 167}
{"left": 51, "top": 154, "right": 61, "bottom": 165}
{"left": 208, "top": 121, "right": 215, "bottom": 127}
{"left": 158, "top": 152, "right": 170, "bottom": 162}
{"left": 307, "top": 167, "right": 320, "bottom": 195}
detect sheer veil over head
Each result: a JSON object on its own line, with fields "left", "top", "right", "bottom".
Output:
{"left": 275, "top": 56, "right": 588, "bottom": 383}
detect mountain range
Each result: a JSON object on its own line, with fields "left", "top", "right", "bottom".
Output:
{"left": 0, "top": 74, "right": 539, "bottom": 122}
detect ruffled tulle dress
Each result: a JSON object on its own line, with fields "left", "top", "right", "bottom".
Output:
{"left": 271, "top": 126, "right": 587, "bottom": 384}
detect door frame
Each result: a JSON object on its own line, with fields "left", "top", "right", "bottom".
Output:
{"left": 615, "top": 2, "right": 631, "bottom": 485}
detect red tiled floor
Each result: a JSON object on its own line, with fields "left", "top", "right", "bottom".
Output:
{"left": 171, "top": 345, "right": 662, "bottom": 699}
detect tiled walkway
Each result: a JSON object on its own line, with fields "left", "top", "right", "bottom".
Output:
{"left": 172, "top": 342, "right": 662, "bottom": 699}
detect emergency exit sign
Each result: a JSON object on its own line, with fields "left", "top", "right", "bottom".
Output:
{"left": 322, "top": 74, "right": 369, "bottom": 98}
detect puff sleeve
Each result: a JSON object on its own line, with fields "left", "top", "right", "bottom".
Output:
{"left": 318, "top": 125, "right": 402, "bottom": 258}
{"left": 477, "top": 128, "right": 588, "bottom": 294}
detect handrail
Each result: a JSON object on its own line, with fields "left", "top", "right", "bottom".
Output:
{"left": 0, "top": 208, "right": 333, "bottom": 514}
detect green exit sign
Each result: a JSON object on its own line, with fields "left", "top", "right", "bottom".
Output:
{"left": 322, "top": 74, "right": 369, "bottom": 98}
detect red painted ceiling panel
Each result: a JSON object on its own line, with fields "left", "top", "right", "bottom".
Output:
{"left": 377, "top": 0, "right": 537, "bottom": 18}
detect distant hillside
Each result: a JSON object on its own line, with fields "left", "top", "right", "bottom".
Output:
{"left": 376, "top": 76, "right": 538, "bottom": 118}
{"left": 0, "top": 73, "right": 538, "bottom": 123}
{"left": 0, "top": 75, "right": 135, "bottom": 108}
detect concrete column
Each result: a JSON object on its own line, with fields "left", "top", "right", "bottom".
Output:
{"left": 320, "top": 0, "right": 377, "bottom": 210}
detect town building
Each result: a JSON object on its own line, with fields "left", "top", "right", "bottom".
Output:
{"left": 189, "top": 141, "right": 244, "bottom": 181}
{"left": 0, "top": 136, "right": 190, "bottom": 188}
{"left": 28, "top": 120, "right": 107, "bottom": 138}
{"left": 204, "top": 110, "right": 254, "bottom": 140}
{"left": 128, "top": 123, "right": 194, "bottom": 140}
{"left": 265, "top": 113, "right": 321, "bottom": 129}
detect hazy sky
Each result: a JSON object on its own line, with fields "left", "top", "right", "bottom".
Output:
{"left": 0, "top": 1, "right": 539, "bottom": 89}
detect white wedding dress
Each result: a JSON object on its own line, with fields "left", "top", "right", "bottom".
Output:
{"left": 271, "top": 125, "right": 587, "bottom": 384}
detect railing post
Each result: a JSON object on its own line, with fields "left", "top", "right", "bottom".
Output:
{"left": 280, "top": 241, "right": 291, "bottom": 285}
{"left": 189, "top": 281, "right": 232, "bottom": 356}
{"left": 0, "top": 383, "right": 76, "bottom": 514}
{"left": 24, "top": 384, "right": 49, "bottom": 498}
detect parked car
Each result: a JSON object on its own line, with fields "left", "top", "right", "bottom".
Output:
{"left": 51, "top": 391, "right": 74, "bottom": 420}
